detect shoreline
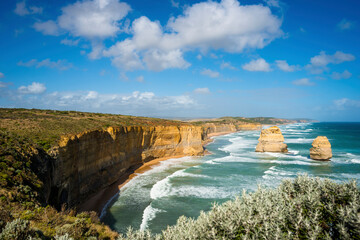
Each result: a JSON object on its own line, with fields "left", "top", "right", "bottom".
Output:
{"left": 79, "top": 130, "right": 238, "bottom": 218}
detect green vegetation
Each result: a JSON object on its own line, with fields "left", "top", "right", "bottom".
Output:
{"left": 118, "top": 175, "right": 360, "bottom": 240}
{"left": 248, "top": 117, "right": 315, "bottom": 125}
{"left": 0, "top": 129, "right": 117, "bottom": 239}
{"left": 0, "top": 108, "right": 187, "bottom": 151}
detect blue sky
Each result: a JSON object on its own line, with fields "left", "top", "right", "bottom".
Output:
{"left": 0, "top": 0, "right": 359, "bottom": 121}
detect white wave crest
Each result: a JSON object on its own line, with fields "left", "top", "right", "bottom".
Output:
{"left": 140, "top": 204, "right": 164, "bottom": 231}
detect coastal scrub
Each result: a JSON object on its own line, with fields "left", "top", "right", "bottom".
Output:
{"left": 119, "top": 175, "right": 360, "bottom": 240}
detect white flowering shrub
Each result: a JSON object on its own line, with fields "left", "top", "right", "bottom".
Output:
{"left": 0, "top": 218, "right": 30, "bottom": 240}
{"left": 118, "top": 175, "right": 360, "bottom": 240}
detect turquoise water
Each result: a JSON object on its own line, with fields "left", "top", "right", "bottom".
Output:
{"left": 102, "top": 122, "right": 360, "bottom": 234}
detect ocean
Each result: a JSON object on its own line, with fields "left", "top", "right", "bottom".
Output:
{"left": 102, "top": 122, "right": 360, "bottom": 234}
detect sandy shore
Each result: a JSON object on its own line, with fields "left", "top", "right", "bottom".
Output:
{"left": 78, "top": 130, "right": 237, "bottom": 216}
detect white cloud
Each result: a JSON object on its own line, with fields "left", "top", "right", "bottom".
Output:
{"left": 306, "top": 51, "right": 355, "bottom": 74}
{"left": 275, "top": 60, "right": 299, "bottom": 72}
{"left": 58, "top": 0, "right": 131, "bottom": 38}
{"left": 331, "top": 70, "right": 352, "bottom": 80}
{"left": 18, "top": 82, "right": 46, "bottom": 94}
{"left": 0, "top": 82, "right": 9, "bottom": 88}
{"left": 201, "top": 69, "right": 220, "bottom": 78}
{"left": 337, "top": 19, "right": 355, "bottom": 31}
{"left": 103, "top": 39, "right": 143, "bottom": 71}
{"left": 264, "top": 0, "right": 280, "bottom": 8}
{"left": 14, "top": 1, "right": 43, "bottom": 16}
{"left": 61, "top": 38, "right": 80, "bottom": 46}
{"left": 143, "top": 49, "right": 190, "bottom": 71}
{"left": 194, "top": 87, "right": 210, "bottom": 94}
{"left": 136, "top": 76, "right": 144, "bottom": 82}
{"left": 14, "top": 90, "right": 195, "bottom": 116}
{"left": 292, "top": 78, "right": 314, "bottom": 86}
{"left": 242, "top": 58, "right": 271, "bottom": 72}
{"left": 33, "top": 20, "right": 60, "bottom": 36}
{"left": 18, "top": 59, "right": 73, "bottom": 71}
{"left": 0, "top": 72, "right": 4, "bottom": 78}
{"left": 104, "top": 0, "right": 282, "bottom": 71}
{"left": 220, "top": 61, "right": 237, "bottom": 70}
{"left": 170, "top": 0, "right": 180, "bottom": 8}
{"left": 334, "top": 98, "right": 360, "bottom": 110}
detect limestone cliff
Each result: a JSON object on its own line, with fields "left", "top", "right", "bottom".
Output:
{"left": 48, "top": 125, "right": 204, "bottom": 208}
{"left": 310, "top": 136, "right": 332, "bottom": 161}
{"left": 202, "top": 122, "right": 261, "bottom": 139}
{"left": 255, "top": 126, "right": 288, "bottom": 153}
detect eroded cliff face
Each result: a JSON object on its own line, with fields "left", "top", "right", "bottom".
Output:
{"left": 45, "top": 121, "right": 261, "bottom": 209}
{"left": 202, "top": 122, "right": 261, "bottom": 139}
{"left": 48, "top": 125, "right": 204, "bottom": 208}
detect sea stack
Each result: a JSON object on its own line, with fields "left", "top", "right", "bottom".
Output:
{"left": 255, "top": 126, "right": 288, "bottom": 153}
{"left": 310, "top": 136, "right": 332, "bottom": 160}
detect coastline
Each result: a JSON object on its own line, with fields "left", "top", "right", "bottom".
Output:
{"left": 79, "top": 130, "right": 238, "bottom": 217}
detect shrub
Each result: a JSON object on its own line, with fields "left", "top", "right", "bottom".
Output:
{"left": 118, "top": 175, "right": 360, "bottom": 240}
{"left": 0, "top": 218, "right": 30, "bottom": 240}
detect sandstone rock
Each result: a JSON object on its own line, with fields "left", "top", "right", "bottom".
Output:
{"left": 255, "top": 126, "right": 288, "bottom": 153}
{"left": 310, "top": 136, "right": 332, "bottom": 160}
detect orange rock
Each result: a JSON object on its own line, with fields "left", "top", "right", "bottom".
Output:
{"left": 310, "top": 136, "right": 332, "bottom": 160}
{"left": 255, "top": 126, "right": 288, "bottom": 153}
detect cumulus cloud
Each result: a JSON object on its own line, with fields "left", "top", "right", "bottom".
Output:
{"left": 143, "top": 49, "right": 190, "bottom": 71}
{"left": 334, "top": 98, "right": 360, "bottom": 110}
{"left": 0, "top": 72, "right": 4, "bottom": 78}
{"left": 242, "top": 58, "right": 271, "bottom": 72}
{"left": 61, "top": 38, "right": 80, "bottom": 46}
{"left": 264, "top": 0, "right": 281, "bottom": 8}
{"left": 14, "top": 1, "right": 43, "bottom": 16}
{"left": 305, "top": 51, "right": 355, "bottom": 74}
{"left": 201, "top": 69, "right": 220, "bottom": 78}
{"left": 337, "top": 19, "right": 355, "bottom": 31}
{"left": 194, "top": 87, "right": 210, "bottom": 94}
{"left": 220, "top": 61, "right": 237, "bottom": 70}
{"left": 6, "top": 87, "right": 195, "bottom": 116}
{"left": 331, "top": 70, "right": 352, "bottom": 80}
{"left": 58, "top": 0, "right": 131, "bottom": 38}
{"left": 292, "top": 78, "right": 314, "bottom": 86}
{"left": 18, "top": 59, "right": 73, "bottom": 70}
{"left": 275, "top": 60, "right": 300, "bottom": 72}
{"left": 33, "top": 20, "right": 60, "bottom": 36}
{"left": 136, "top": 76, "right": 144, "bottom": 82}
{"left": 170, "top": 0, "right": 180, "bottom": 8}
{"left": 18, "top": 82, "right": 46, "bottom": 94}
{"left": 104, "top": 0, "right": 282, "bottom": 71}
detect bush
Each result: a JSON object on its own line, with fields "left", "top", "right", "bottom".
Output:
{"left": 118, "top": 175, "right": 360, "bottom": 240}
{"left": 0, "top": 218, "right": 30, "bottom": 240}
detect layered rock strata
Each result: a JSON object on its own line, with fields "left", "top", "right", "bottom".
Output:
{"left": 48, "top": 125, "right": 204, "bottom": 208}
{"left": 310, "top": 136, "right": 332, "bottom": 160}
{"left": 255, "top": 126, "right": 288, "bottom": 153}
{"left": 43, "top": 121, "right": 261, "bottom": 210}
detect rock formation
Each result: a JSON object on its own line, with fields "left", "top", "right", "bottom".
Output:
{"left": 255, "top": 126, "right": 288, "bottom": 153}
{"left": 310, "top": 136, "right": 332, "bottom": 160}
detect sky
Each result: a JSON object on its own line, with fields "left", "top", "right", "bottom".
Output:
{"left": 0, "top": 0, "right": 359, "bottom": 121}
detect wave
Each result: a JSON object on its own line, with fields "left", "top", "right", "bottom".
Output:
{"left": 150, "top": 169, "right": 210, "bottom": 200}
{"left": 285, "top": 138, "right": 314, "bottom": 144}
{"left": 140, "top": 204, "right": 164, "bottom": 231}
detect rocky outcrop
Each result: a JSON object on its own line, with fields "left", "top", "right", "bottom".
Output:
{"left": 48, "top": 125, "right": 204, "bottom": 209}
{"left": 255, "top": 126, "right": 288, "bottom": 153}
{"left": 310, "top": 136, "right": 332, "bottom": 161}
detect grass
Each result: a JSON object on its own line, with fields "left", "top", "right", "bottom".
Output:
{"left": 0, "top": 108, "right": 189, "bottom": 151}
